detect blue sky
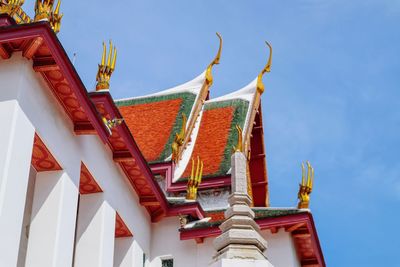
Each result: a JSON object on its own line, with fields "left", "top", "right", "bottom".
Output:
{"left": 24, "top": 0, "right": 400, "bottom": 265}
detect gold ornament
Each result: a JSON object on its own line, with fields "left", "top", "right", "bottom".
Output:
{"left": 172, "top": 113, "right": 187, "bottom": 163}
{"left": 297, "top": 161, "right": 314, "bottom": 209}
{"left": 256, "top": 41, "right": 272, "bottom": 94}
{"left": 232, "top": 124, "right": 243, "bottom": 153}
{"left": 96, "top": 40, "right": 117, "bottom": 91}
{"left": 205, "top": 32, "right": 223, "bottom": 86}
{"left": 186, "top": 156, "right": 203, "bottom": 200}
{"left": 34, "top": 0, "right": 62, "bottom": 33}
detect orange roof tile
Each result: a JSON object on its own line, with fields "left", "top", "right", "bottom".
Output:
{"left": 183, "top": 106, "right": 234, "bottom": 177}
{"left": 116, "top": 92, "right": 197, "bottom": 163}
{"left": 119, "top": 98, "right": 182, "bottom": 162}
{"left": 180, "top": 99, "right": 250, "bottom": 180}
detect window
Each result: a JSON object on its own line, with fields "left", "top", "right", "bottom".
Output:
{"left": 162, "top": 258, "right": 173, "bottom": 267}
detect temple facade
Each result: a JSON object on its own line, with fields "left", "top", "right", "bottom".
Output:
{"left": 0, "top": 1, "right": 324, "bottom": 267}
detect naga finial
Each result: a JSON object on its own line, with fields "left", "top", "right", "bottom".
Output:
{"left": 205, "top": 32, "right": 223, "bottom": 86}
{"left": 297, "top": 161, "right": 314, "bottom": 209}
{"left": 232, "top": 124, "right": 243, "bottom": 153}
{"left": 256, "top": 41, "right": 272, "bottom": 94}
{"left": 96, "top": 40, "right": 117, "bottom": 91}
{"left": 172, "top": 113, "right": 187, "bottom": 163}
{"left": 186, "top": 156, "right": 204, "bottom": 200}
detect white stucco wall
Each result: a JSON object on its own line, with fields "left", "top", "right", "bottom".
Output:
{"left": 262, "top": 229, "right": 301, "bottom": 267}
{"left": 0, "top": 54, "right": 152, "bottom": 259}
{"left": 150, "top": 217, "right": 301, "bottom": 267}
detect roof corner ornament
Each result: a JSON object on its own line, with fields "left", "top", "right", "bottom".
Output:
{"left": 0, "top": 0, "right": 31, "bottom": 24}
{"left": 297, "top": 161, "right": 314, "bottom": 209}
{"left": 186, "top": 156, "right": 203, "bottom": 200}
{"left": 102, "top": 117, "right": 123, "bottom": 134}
{"left": 34, "top": 0, "right": 63, "bottom": 34}
{"left": 256, "top": 41, "right": 272, "bottom": 94}
{"left": 96, "top": 40, "right": 117, "bottom": 91}
{"left": 232, "top": 124, "right": 244, "bottom": 153}
{"left": 172, "top": 113, "right": 187, "bottom": 163}
{"left": 205, "top": 32, "right": 223, "bottom": 86}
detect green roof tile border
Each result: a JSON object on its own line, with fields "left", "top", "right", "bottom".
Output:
{"left": 187, "top": 208, "right": 306, "bottom": 229}
{"left": 179, "top": 98, "right": 249, "bottom": 181}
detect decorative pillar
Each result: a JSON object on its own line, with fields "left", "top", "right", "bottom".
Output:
{"left": 114, "top": 238, "right": 144, "bottom": 267}
{"left": 212, "top": 151, "right": 273, "bottom": 267}
{"left": 0, "top": 100, "right": 35, "bottom": 267}
{"left": 74, "top": 194, "right": 116, "bottom": 267}
{"left": 25, "top": 171, "right": 79, "bottom": 267}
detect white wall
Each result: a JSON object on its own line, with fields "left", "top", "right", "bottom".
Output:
{"left": 17, "top": 166, "right": 37, "bottom": 267}
{"left": 262, "top": 229, "right": 301, "bottom": 267}
{"left": 0, "top": 54, "right": 152, "bottom": 258}
{"left": 151, "top": 217, "right": 301, "bottom": 267}
{"left": 150, "top": 217, "right": 215, "bottom": 267}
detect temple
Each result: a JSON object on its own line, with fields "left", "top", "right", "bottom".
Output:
{"left": 0, "top": 1, "right": 325, "bottom": 267}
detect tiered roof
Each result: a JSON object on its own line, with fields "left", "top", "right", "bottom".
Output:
{"left": 115, "top": 68, "right": 269, "bottom": 207}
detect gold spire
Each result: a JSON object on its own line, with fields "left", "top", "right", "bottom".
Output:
{"left": 186, "top": 156, "right": 204, "bottom": 200}
{"left": 205, "top": 32, "right": 223, "bottom": 86}
{"left": 34, "top": 0, "right": 63, "bottom": 34}
{"left": 172, "top": 113, "right": 187, "bottom": 163}
{"left": 256, "top": 41, "right": 272, "bottom": 94}
{"left": 297, "top": 161, "right": 314, "bottom": 209}
{"left": 233, "top": 124, "right": 243, "bottom": 153}
{"left": 96, "top": 40, "right": 117, "bottom": 91}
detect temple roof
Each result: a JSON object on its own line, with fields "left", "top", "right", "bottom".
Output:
{"left": 115, "top": 70, "right": 269, "bottom": 207}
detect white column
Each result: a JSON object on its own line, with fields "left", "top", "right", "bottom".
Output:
{"left": 74, "top": 194, "right": 116, "bottom": 267}
{"left": 25, "top": 171, "right": 79, "bottom": 267}
{"left": 0, "top": 100, "right": 35, "bottom": 267}
{"left": 114, "top": 238, "right": 144, "bottom": 267}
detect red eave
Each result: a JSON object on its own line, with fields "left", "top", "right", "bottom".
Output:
{"left": 180, "top": 212, "right": 325, "bottom": 267}
{"left": 249, "top": 105, "right": 268, "bottom": 207}
{"left": 89, "top": 92, "right": 205, "bottom": 222}
{"left": 0, "top": 15, "right": 109, "bottom": 142}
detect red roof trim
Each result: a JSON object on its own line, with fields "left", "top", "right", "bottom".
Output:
{"left": 180, "top": 212, "right": 325, "bottom": 267}
{"left": 0, "top": 16, "right": 109, "bottom": 142}
{"left": 89, "top": 92, "right": 205, "bottom": 222}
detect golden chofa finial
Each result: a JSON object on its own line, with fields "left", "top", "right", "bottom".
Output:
{"left": 0, "top": 0, "right": 24, "bottom": 15}
{"left": 172, "top": 113, "right": 187, "bottom": 163}
{"left": 232, "top": 124, "right": 243, "bottom": 153}
{"left": 297, "top": 161, "right": 314, "bottom": 209}
{"left": 256, "top": 41, "right": 272, "bottom": 94}
{"left": 96, "top": 40, "right": 117, "bottom": 91}
{"left": 186, "top": 156, "right": 204, "bottom": 200}
{"left": 1, "top": 1, "right": 31, "bottom": 24}
{"left": 34, "top": 0, "right": 62, "bottom": 33}
{"left": 205, "top": 32, "right": 223, "bottom": 86}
